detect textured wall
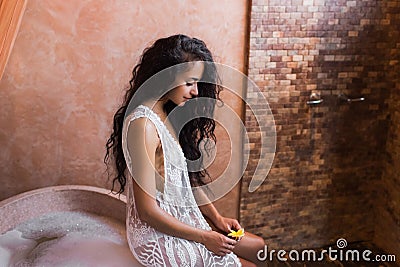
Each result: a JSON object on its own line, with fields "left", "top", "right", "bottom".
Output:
{"left": 243, "top": 0, "right": 399, "bottom": 253}
{"left": 0, "top": 0, "right": 249, "bottom": 218}
{"left": 374, "top": 61, "right": 400, "bottom": 258}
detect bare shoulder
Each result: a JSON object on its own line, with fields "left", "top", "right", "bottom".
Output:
{"left": 127, "top": 117, "right": 160, "bottom": 151}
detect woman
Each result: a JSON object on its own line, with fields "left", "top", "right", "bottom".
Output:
{"left": 105, "top": 34, "right": 265, "bottom": 267}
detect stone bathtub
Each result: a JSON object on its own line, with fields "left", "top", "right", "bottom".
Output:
{"left": 0, "top": 185, "right": 143, "bottom": 266}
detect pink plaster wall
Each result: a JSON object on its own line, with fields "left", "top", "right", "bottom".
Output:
{"left": 0, "top": 0, "right": 249, "bottom": 218}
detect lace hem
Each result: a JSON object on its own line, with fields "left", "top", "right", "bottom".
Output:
{"left": 123, "top": 105, "right": 241, "bottom": 267}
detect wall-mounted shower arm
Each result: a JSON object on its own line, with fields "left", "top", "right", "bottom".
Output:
{"left": 307, "top": 99, "right": 324, "bottom": 105}
{"left": 338, "top": 93, "right": 365, "bottom": 103}
{"left": 307, "top": 92, "right": 323, "bottom": 105}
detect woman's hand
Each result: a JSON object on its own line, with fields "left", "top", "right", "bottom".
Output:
{"left": 201, "top": 230, "right": 238, "bottom": 256}
{"left": 213, "top": 216, "right": 242, "bottom": 235}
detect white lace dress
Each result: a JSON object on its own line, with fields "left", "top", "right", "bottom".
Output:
{"left": 122, "top": 105, "right": 241, "bottom": 267}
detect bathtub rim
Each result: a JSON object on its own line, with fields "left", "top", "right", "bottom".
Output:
{"left": 0, "top": 185, "right": 127, "bottom": 208}
{"left": 0, "top": 185, "right": 128, "bottom": 234}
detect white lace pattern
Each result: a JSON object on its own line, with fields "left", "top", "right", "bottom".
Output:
{"left": 122, "top": 105, "right": 241, "bottom": 267}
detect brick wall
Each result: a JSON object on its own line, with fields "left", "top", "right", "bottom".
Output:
{"left": 242, "top": 0, "right": 400, "bottom": 252}
{"left": 374, "top": 57, "right": 400, "bottom": 257}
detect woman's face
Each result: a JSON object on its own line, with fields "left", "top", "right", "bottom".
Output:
{"left": 166, "top": 61, "right": 204, "bottom": 106}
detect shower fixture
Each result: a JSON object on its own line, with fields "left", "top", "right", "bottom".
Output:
{"left": 338, "top": 93, "right": 365, "bottom": 103}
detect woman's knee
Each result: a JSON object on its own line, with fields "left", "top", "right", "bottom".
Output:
{"left": 253, "top": 235, "right": 265, "bottom": 250}
{"left": 244, "top": 232, "right": 265, "bottom": 251}
{"left": 239, "top": 257, "right": 257, "bottom": 267}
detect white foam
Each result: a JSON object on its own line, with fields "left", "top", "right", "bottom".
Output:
{"left": 0, "top": 211, "right": 141, "bottom": 267}
{"left": 24, "top": 232, "right": 137, "bottom": 267}
{"left": 0, "top": 230, "right": 36, "bottom": 266}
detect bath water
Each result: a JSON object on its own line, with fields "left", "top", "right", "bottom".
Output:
{"left": 0, "top": 211, "right": 138, "bottom": 266}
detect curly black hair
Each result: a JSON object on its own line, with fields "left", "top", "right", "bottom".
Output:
{"left": 104, "top": 34, "right": 222, "bottom": 194}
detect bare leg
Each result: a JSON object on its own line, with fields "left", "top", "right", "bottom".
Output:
{"left": 238, "top": 256, "right": 258, "bottom": 267}
{"left": 232, "top": 232, "right": 266, "bottom": 267}
{"left": 205, "top": 219, "right": 266, "bottom": 266}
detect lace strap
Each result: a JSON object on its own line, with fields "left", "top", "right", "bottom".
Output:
{"left": 137, "top": 105, "right": 185, "bottom": 157}
{"left": 123, "top": 105, "right": 187, "bottom": 173}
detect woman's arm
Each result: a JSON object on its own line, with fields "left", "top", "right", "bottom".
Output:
{"left": 126, "top": 118, "right": 237, "bottom": 256}
{"left": 198, "top": 198, "right": 222, "bottom": 225}
{"left": 196, "top": 189, "right": 242, "bottom": 234}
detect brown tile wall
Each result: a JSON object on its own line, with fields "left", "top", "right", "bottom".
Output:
{"left": 242, "top": 0, "right": 400, "bottom": 252}
{"left": 374, "top": 55, "right": 400, "bottom": 257}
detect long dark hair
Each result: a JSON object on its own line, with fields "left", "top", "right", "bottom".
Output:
{"left": 104, "top": 34, "right": 222, "bottom": 194}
